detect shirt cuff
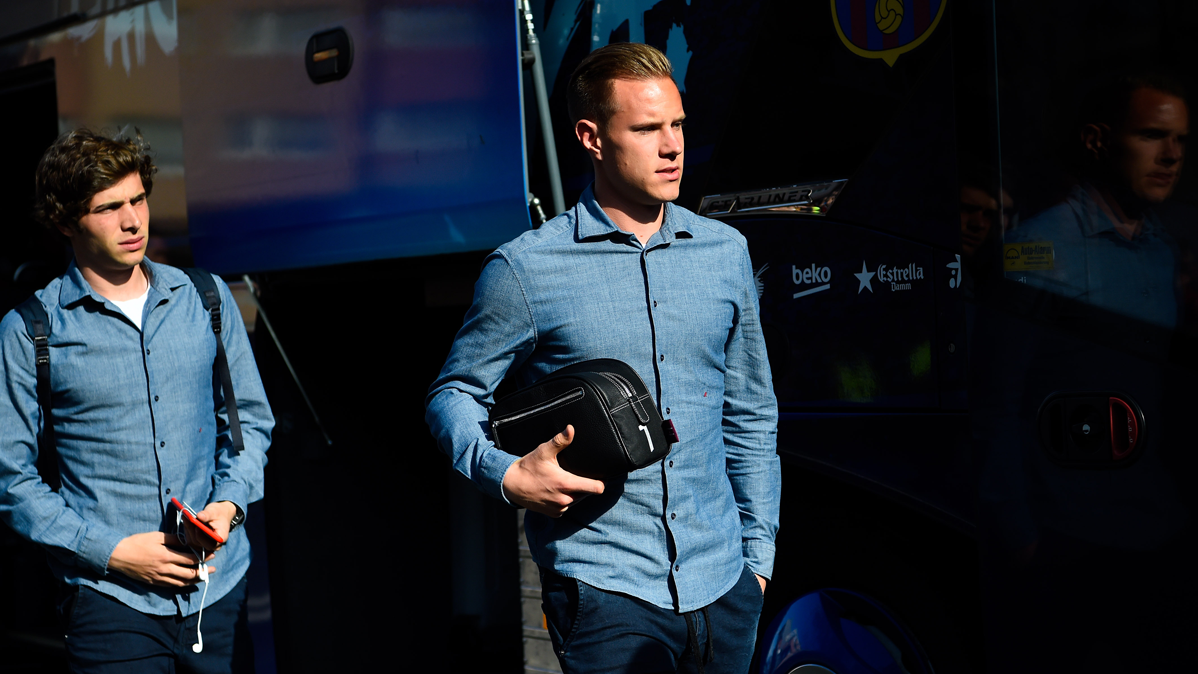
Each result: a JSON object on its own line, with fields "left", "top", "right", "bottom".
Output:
{"left": 480, "top": 448, "right": 520, "bottom": 506}
{"left": 743, "top": 540, "right": 776, "bottom": 581}
{"left": 78, "top": 523, "right": 128, "bottom": 577}
{"left": 210, "top": 481, "right": 250, "bottom": 520}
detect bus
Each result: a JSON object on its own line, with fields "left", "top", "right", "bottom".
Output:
{"left": 2, "top": 1, "right": 1195, "bottom": 672}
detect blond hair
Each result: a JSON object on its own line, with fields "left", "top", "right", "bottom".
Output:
{"left": 567, "top": 43, "right": 674, "bottom": 127}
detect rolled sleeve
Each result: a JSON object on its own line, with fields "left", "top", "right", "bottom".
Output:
{"left": 721, "top": 247, "right": 781, "bottom": 580}
{"left": 208, "top": 275, "right": 273, "bottom": 515}
{"left": 426, "top": 253, "right": 536, "bottom": 502}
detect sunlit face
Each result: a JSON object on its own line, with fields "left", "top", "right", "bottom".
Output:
{"left": 596, "top": 77, "right": 686, "bottom": 207}
{"left": 61, "top": 172, "right": 149, "bottom": 274}
{"left": 1109, "top": 87, "right": 1188, "bottom": 203}
{"left": 959, "top": 185, "right": 1013, "bottom": 257}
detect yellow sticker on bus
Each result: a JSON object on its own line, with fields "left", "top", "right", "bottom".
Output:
{"left": 1003, "top": 241, "right": 1054, "bottom": 271}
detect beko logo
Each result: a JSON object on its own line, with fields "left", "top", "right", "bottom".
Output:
{"left": 854, "top": 260, "right": 924, "bottom": 293}
{"left": 792, "top": 264, "right": 832, "bottom": 299}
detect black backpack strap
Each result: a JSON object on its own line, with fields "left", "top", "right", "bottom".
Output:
{"left": 182, "top": 268, "right": 244, "bottom": 457}
{"left": 14, "top": 297, "right": 61, "bottom": 492}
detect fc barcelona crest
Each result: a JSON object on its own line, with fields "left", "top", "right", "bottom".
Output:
{"left": 831, "top": 0, "right": 947, "bottom": 67}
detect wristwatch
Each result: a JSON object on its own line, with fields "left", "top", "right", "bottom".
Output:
{"left": 229, "top": 504, "right": 245, "bottom": 530}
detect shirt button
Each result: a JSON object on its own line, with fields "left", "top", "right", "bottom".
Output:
{"left": 653, "top": 300, "right": 658, "bottom": 307}
{"left": 665, "top": 407, "right": 670, "bottom": 414}
{"left": 659, "top": 354, "right": 664, "bottom": 362}
{"left": 154, "top": 395, "right": 159, "bottom": 402}
{"left": 160, "top": 441, "right": 165, "bottom": 447}
{"left": 165, "top": 488, "right": 171, "bottom": 494}
{"left": 674, "top": 565, "right": 680, "bottom": 572}
{"left": 670, "top": 513, "right": 676, "bottom": 520}
{"left": 146, "top": 349, "right": 151, "bottom": 355}
{"left": 669, "top": 461, "right": 674, "bottom": 468}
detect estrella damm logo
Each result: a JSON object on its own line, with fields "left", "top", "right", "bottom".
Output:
{"left": 831, "top": 0, "right": 947, "bottom": 67}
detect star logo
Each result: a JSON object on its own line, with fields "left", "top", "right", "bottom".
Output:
{"left": 854, "top": 261, "right": 876, "bottom": 294}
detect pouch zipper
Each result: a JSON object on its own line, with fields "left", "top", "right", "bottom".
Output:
{"left": 602, "top": 371, "right": 654, "bottom": 425}
{"left": 492, "top": 387, "right": 585, "bottom": 441}
{"left": 599, "top": 372, "right": 636, "bottom": 399}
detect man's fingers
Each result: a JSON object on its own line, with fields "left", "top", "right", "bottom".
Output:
{"left": 544, "top": 425, "right": 575, "bottom": 455}
{"left": 561, "top": 473, "right": 605, "bottom": 496}
{"left": 541, "top": 501, "right": 572, "bottom": 519}
{"left": 110, "top": 531, "right": 220, "bottom": 588}
{"left": 182, "top": 520, "right": 224, "bottom": 549}
{"left": 161, "top": 545, "right": 204, "bottom": 567}
{"left": 164, "top": 563, "right": 217, "bottom": 587}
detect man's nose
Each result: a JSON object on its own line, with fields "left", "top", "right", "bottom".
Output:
{"left": 661, "top": 129, "right": 682, "bottom": 157}
{"left": 1161, "top": 136, "right": 1184, "bottom": 164}
{"left": 119, "top": 202, "right": 142, "bottom": 228}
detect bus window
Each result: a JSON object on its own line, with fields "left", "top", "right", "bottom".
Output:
{"left": 969, "top": 2, "right": 1198, "bottom": 670}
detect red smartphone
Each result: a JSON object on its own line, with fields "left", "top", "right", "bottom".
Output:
{"left": 171, "top": 497, "right": 226, "bottom": 546}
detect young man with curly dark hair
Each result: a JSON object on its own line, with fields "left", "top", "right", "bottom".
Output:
{"left": 0, "top": 129, "right": 273, "bottom": 673}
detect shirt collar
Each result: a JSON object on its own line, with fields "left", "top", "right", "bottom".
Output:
{"left": 575, "top": 184, "right": 621, "bottom": 240}
{"left": 575, "top": 183, "right": 694, "bottom": 245}
{"left": 58, "top": 260, "right": 95, "bottom": 307}
{"left": 656, "top": 202, "right": 694, "bottom": 245}
{"left": 58, "top": 258, "right": 189, "bottom": 308}
{"left": 1078, "top": 183, "right": 1162, "bottom": 240}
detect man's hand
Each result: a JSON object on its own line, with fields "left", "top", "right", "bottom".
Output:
{"left": 186, "top": 501, "right": 238, "bottom": 552}
{"left": 756, "top": 574, "right": 767, "bottom": 594}
{"left": 108, "top": 532, "right": 215, "bottom": 587}
{"left": 502, "top": 425, "right": 605, "bottom": 518}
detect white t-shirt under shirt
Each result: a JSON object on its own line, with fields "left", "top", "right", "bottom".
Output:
{"left": 111, "top": 286, "right": 150, "bottom": 330}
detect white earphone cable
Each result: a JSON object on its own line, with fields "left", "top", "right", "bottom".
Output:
{"left": 189, "top": 544, "right": 210, "bottom": 654}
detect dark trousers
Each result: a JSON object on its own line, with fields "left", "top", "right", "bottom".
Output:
{"left": 59, "top": 576, "right": 254, "bottom": 674}
{"left": 541, "top": 564, "right": 764, "bottom": 674}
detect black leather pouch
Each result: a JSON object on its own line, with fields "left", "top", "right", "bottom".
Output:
{"left": 489, "top": 359, "right": 677, "bottom": 479}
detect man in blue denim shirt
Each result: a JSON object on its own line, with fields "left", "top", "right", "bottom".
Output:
{"left": 427, "top": 44, "right": 780, "bottom": 672}
{"left": 0, "top": 130, "right": 272, "bottom": 672}
{"left": 1007, "top": 74, "right": 1187, "bottom": 329}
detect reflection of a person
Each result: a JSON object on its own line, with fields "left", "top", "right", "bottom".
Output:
{"left": 958, "top": 163, "right": 1015, "bottom": 304}
{"left": 974, "top": 73, "right": 1192, "bottom": 670}
{"left": 1007, "top": 74, "right": 1188, "bottom": 328}
{"left": 961, "top": 180, "right": 1013, "bottom": 258}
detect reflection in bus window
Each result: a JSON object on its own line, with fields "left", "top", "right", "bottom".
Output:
{"left": 972, "top": 19, "right": 1198, "bottom": 661}
{"left": 1004, "top": 73, "right": 1188, "bottom": 329}
{"left": 958, "top": 160, "right": 1015, "bottom": 302}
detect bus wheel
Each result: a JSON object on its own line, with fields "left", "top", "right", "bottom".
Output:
{"left": 759, "top": 588, "right": 933, "bottom": 674}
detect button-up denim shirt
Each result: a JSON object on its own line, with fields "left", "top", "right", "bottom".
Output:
{"left": 1007, "top": 184, "right": 1179, "bottom": 328}
{"left": 0, "top": 260, "right": 273, "bottom": 616}
{"left": 427, "top": 186, "right": 780, "bottom": 612}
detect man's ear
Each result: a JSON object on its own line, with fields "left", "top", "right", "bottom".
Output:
{"left": 55, "top": 222, "right": 76, "bottom": 240}
{"left": 1081, "top": 123, "right": 1111, "bottom": 161}
{"left": 575, "top": 119, "right": 602, "bottom": 161}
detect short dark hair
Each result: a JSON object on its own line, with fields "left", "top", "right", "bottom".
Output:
{"left": 34, "top": 128, "right": 156, "bottom": 232}
{"left": 1079, "top": 70, "right": 1187, "bottom": 130}
{"left": 567, "top": 42, "right": 674, "bottom": 127}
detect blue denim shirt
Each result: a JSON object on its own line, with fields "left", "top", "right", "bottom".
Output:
{"left": 0, "top": 260, "right": 273, "bottom": 617}
{"left": 426, "top": 186, "right": 780, "bottom": 612}
{"left": 1007, "top": 184, "right": 1179, "bottom": 328}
